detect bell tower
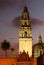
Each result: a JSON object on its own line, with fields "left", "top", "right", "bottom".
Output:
{"left": 19, "top": 6, "right": 32, "bottom": 57}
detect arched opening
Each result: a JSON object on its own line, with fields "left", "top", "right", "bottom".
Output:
{"left": 24, "top": 31, "right": 27, "bottom": 38}
{"left": 25, "top": 22, "right": 27, "bottom": 25}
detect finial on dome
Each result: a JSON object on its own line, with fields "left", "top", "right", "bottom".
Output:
{"left": 38, "top": 35, "right": 42, "bottom": 43}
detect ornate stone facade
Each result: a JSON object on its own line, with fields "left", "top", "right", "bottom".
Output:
{"left": 32, "top": 35, "right": 44, "bottom": 58}
{"left": 17, "top": 51, "right": 37, "bottom": 65}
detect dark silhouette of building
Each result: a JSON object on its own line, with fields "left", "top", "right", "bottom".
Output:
{"left": 37, "top": 53, "right": 44, "bottom": 65}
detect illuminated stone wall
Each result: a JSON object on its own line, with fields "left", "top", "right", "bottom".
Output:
{"left": 0, "top": 58, "right": 17, "bottom": 65}
{"left": 19, "top": 38, "right": 32, "bottom": 57}
{"left": 0, "top": 57, "right": 37, "bottom": 65}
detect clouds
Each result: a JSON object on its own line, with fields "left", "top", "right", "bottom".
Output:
{"left": 0, "top": 0, "right": 12, "bottom": 9}
{"left": 0, "top": 0, "right": 26, "bottom": 10}
{"left": 11, "top": 16, "right": 20, "bottom": 27}
{"left": 31, "top": 18, "right": 44, "bottom": 25}
{"left": 0, "top": 0, "right": 19, "bottom": 10}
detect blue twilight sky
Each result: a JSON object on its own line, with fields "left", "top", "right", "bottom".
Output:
{"left": 0, "top": 0, "right": 44, "bottom": 45}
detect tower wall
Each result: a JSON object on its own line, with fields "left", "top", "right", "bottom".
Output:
{"left": 19, "top": 38, "right": 32, "bottom": 57}
{"left": 19, "top": 6, "right": 32, "bottom": 57}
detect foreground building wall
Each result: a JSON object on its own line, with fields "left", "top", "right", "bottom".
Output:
{"left": 0, "top": 57, "right": 37, "bottom": 65}
{"left": 0, "top": 58, "right": 17, "bottom": 65}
